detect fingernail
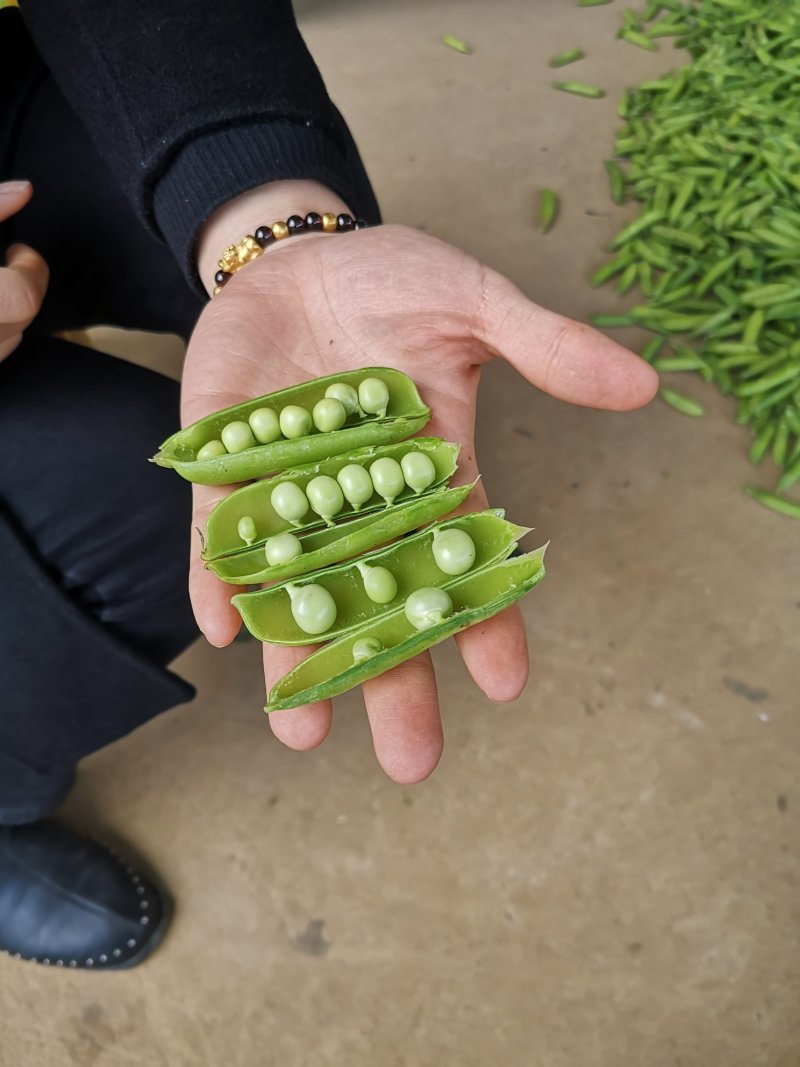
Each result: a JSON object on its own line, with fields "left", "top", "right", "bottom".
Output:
{"left": 0, "top": 180, "right": 31, "bottom": 197}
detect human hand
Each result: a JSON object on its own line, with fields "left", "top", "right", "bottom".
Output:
{"left": 185, "top": 183, "right": 657, "bottom": 782}
{"left": 0, "top": 181, "right": 48, "bottom": 361}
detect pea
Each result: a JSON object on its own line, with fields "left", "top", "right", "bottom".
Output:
{"left": 432, "top": 528, "right": 476, "bottom": 576}
{"left": 369, "top": 457, "right": 405, "bottom": 505}
{"left": 285, "top": 583, "right": 337, "bottom": 635}
{"left": 324, "top": 382, "right": 360, "bottom": 416}
{"left": 271, "top": 482, "right": 309, "bottom": 526}
{"left": 279, "top": 405, "right": 312, "bottom": 439}
{"left": 352, "top": 637, "right": 383, "bottom": 663}
{"left": 196, "top": 439, "right": 227, "bottom": 461}
{"left": 237, "top": 516, "right": 257, "bottom": 546}
{"left": 404, "top": 587, "right": 453, "bottom": 631}
{"left": 264, "top": 532, "right": 303, "bottom": 566}
{"left": 400, "top": 451, "right": 437, "bottom": 494}
{"left": 221, "top": 421, "right": 256, "bottom": 454}
{"left": 248, "top": 407, "right": 281, "bottom": 444}
{"left": 306, "top": 475, "right": 344, "bottom": 526}
{"left": 336, "top": 464, "right": 374, "bottom": 510}
{"left": 312, "top": 397, "right": 347, "bottom": 433}
{"left": 356, "top": 562, "right": 398, "bottom": 604}
{"left": 358, "top": 377, "right": 390, "bottom": 417}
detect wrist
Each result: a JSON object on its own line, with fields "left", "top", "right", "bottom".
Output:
{"left": 197, "top": 180, "right": 352, "bottom": 297}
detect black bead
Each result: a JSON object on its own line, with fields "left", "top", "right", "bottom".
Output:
{"left": 353, "top": 219, "right": 368, "bottom": 230}
{"left": 336, "top": 213, "right": 355, "bottom": 232}
{"left": 287, "top": 215, "right": 306, "bottom": 234}
{"left": 255, "top": 226, "right": 275, "bottom": 247}
{"left": 305, "top": 212, "right": 323, "bottom": 231}
{"left": 214, "top": 270, "right": 231, "bottom": 286}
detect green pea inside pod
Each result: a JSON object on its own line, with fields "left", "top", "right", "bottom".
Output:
{"left": 324, "top": 382, "right": 360, "bottom": 416}
{"left": 264, "top": 532, "right": 303, "bottom": 567}
{"left": 336, "top": 463, "right": 374, "bottom": 511}
{"left": 306, "top": 475, "right": 344, "bottom": 527}
{"left": 400, "top": 451, "right": 437, "bottom": 494}
{"left": 312, "top": 397, "right": 347, "bottom": 433}
{"left": 285, "top": 582, "right": 337, "bottom": 636}
{"left": 248, "top": 407, "right": 282, "bottom": 444}
{"left": 356, "top": 561, "right": 398, "bottom": 604}
{"left": 237, "top": 515, "right": 257, "bottom": 546}
{"left": 358, "top": 377, "right": 390, "bottom": 417}
{"left": 369, "top": 457, "right": 404, "bottom": 505}
{"left": 270, "top": 482, "right": 309, "bottom": 526}
{"left": 221, "top": 421, "right": 256, "bottom": 454}
{"left": 279, "top": 404, "right": 312, "bottom": 439}
{"left": 431, "top": 528, "right": 476, "bottom": 576}
{"left": 404, "top": 587, "right": 453, "bottom": 631}
{"left": 352, "top": 637, "right": 384, "bottom": 664}
{"left": 196, "top": 439, "right": 227, "bottom": 461}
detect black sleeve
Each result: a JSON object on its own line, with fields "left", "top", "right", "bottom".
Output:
{"left": 18, "top": 0, "right": 380, "bottom": 285}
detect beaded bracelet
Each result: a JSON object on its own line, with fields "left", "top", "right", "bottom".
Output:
{"left": 213, "top": 211, "right": 368, "bottom": 294}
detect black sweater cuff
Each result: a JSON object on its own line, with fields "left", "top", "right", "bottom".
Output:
{"left": 153, "top": 115, "right": 381, "bottom": 295}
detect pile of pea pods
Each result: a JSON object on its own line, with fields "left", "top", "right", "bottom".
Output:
{"left": 154, "top": 368, "right": 546, "bottom": 711}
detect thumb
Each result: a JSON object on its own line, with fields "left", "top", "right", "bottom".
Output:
{"left": 1, "top": 243, "right": 49, "bottom": 326}
{"left": 0, "top": 179, "right": 33, "bottom": 224}
{"left": 475, "top": 267, "right": 658, "bottom": 411}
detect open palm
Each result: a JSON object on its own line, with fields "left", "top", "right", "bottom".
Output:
{"left": 183, "top": 224, "right": 656, "bottom": 782}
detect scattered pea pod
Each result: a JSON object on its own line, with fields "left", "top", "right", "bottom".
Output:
{"left": 206, "top": 482, "right": 474, "bottom": 585}
{"left": 233, "top": 510, "right": 526, "bottom": 644}
{"left": 202, "top": 437, "right": 459, "bottom": 561}
{"left": 265, "top": 548, "right": 547, "bottom": 712}
{"left": 152, "top": 368, "right": 430, "bottom": 485}
{"left": 590, "top": 0, "right": 800, "bottom": 515}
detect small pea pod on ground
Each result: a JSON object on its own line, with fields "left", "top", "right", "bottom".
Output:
{"left": 152, "top": 368, "right": 430, "bottom": 485}
{"left": 233, "top": 510, "right": 528, "bottom": 643}
{"left": 206, "top": 482, "right": 475, "bottom": 585}
{"left": 203, "top": 437, "right": 459, "bottom": 561}
{"left": 265, "top": 547, "right": 547, "bottom": 712}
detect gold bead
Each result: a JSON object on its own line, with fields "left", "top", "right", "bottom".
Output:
{"left": 321, "top": 212, "right": 338, "bottom": 233}
{"left": 213, "top": 285, "right": 221, "bottom": 296}
{"left": 272, "top": 221, "right": 290, "bottom": 240}
{"left": 219, "top": 245, "right": 238, "bottom": 272}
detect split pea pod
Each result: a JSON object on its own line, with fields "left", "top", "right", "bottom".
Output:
{"left": 152, "top": 368, "right": 430, "bottom": 485}
{"left": 265, "top": 548, "right": 548, "bottom": 712}
{"left": 202, "top": 437, "right": 459, "bottom": 561}
{"left": 233, "top": 511, "right": 526, "bottom": 644}
{"left": 206, "top": 482, "right": 475, "bottom": 585}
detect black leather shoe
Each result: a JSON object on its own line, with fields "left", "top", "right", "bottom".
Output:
{"left": 0, "top": 820, "right": 171, "bottom": 970}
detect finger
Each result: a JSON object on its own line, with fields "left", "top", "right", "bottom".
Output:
{"left": 362, "top": 652, "right": 443, "bottom": 783}
{"left": 476, "top": 267, "right": 658, "bottom": 410}
{"left": 0, "top": 243, "right": 49, "bottom": 329}
{"left": 263, "top": 642, "right": 333, "bottom": 750}
{"left": 455, "top": 603, "right": 529, "bottom": 703}
{"left": 189, "top": 483, "right": 243, "bottom": 645}
{"left": 0, "top": 180, "right": 33, "bottom": 223}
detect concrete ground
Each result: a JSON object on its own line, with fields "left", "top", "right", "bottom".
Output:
{"left": 2, "top": 1, "right": 799, "bottom": 1064}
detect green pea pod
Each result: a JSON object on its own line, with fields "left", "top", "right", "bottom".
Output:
{"left": 152, "top": 368, "right": 430, "bottom": 485}
{"left": 206, "top": 482, "right": 474, "bottom": 585}
{"left": 234, "top": 510, "right": 526, "bottom": 644}
{"left": 203, "top": 437, "right": 458, "bottom": 561}
{"left": 265, "top": 547, "right": 548, "bottom": 712}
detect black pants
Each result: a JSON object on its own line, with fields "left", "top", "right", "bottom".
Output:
{"left": 0, "top": 43, "right": 205, "bottom": 823}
